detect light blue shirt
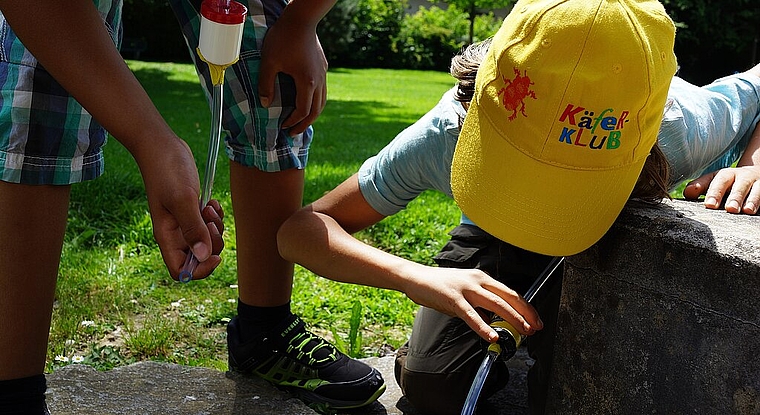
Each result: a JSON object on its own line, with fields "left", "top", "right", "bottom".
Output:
{"left": 659, "top": 72, "right": 760, "bottom": 188}
{"left": 358, "top": 88, "right": 463, "bottom": 216}
{"left": 358, "top": 73, "right": 760, "bottom": 222}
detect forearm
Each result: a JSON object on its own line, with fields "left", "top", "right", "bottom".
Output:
{"left": 278, "top": 209, "right": 422, "bottom": 294}
{"left": 737, "top": 122, "right": 760, "bottom": 167}
{"left": 278, "top": 207, "right": 543, "bottom": 341}
{"left": 0, "top": 0, "right": 179, "bottom": 162}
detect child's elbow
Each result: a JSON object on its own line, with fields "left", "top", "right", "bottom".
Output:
{"left": 276, "top": 208, "right": 312, "bottom": 261}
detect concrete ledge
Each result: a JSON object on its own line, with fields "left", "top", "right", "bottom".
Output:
{"left": 46, "top": 361, "right": 315, "bottom": 415}
{"left": 46, "top": 353, "right": 534, "bottom": 414}
{"left": 547, "top": 199, "right": 760, "bottom": 414}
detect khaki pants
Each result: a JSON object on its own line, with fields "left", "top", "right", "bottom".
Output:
{"left": 394, "top": 224, "right": 562, "bottom": 415}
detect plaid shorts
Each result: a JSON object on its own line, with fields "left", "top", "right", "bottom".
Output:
{"left": 0, "top": 2, "right": 121, "bottom": 185}
{"left": 170, "top": 0, "right": 312, "bottom": 172}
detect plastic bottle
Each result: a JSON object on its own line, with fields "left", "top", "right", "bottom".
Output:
{"left": 198, "top": 0, "right": 247, "bottom": 66}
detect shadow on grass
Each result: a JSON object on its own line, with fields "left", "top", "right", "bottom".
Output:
{"left": 306, "top": 98, "right": 415, "bottom": 201}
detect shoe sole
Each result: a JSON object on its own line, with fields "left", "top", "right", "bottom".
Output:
{"left": 291, "top": 382, "right": 387, "bottom": 411}
{"left": 229, "top": 367, "right": 387, "bottom": 411}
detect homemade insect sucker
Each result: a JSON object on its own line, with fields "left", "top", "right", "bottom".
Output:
{"left": 178, "top": 0, "right": 246, "bottom": 283}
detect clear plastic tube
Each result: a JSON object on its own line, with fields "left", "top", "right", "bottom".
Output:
{"left": 200, "top": 83, "right": 224, "bottom": 206}
{"left": 460, "top": 256, "right": 565, "bottom": 412}
{"left": 178, "top": 83, "right": 224, "bottom": 283}
{"left": 523, "top": 256, "right": 565, "bottom": 302}
{"left": 461, "top": 349, "right": 500, "bottom": 415}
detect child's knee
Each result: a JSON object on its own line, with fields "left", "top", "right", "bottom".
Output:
{"left": 395, "top": 352, "right": 509, "bottom": 415}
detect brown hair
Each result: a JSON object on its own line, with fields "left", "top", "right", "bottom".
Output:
{"left": 450, "top": 38, "right": 671, "bottom": 202}
{"left": 450, "top": 38, "right": 492, "bottom": 104}
{"left": 630, "top": 144, "right": 671, "bottom": 201}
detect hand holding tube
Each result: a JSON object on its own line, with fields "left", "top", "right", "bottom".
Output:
{"left": 177, "top": 199, "right": 226, "bottom": 282}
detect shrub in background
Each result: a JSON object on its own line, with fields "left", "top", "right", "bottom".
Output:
{"left": 121, "top": 0, "right": 190, "bottom": 62}
{"left": 319, "top": 0, "right": 408, "bottom": 68}
{"left": 319, "top": 0, "right": 503, "bottom": 71}
{"left": 351, "top": 0, "right": 407, "bottom": 68}
{"left": 660, "top": 0, "right": 760, "bottom": 85}
{"left": 393, "top": 5, "right": 502, "bottom": 71}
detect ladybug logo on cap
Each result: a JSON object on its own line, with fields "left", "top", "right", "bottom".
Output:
{"left": 497, "top": 68, "right": 537, "bottom": 120}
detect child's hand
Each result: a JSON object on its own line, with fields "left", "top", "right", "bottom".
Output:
{"left": 136, "top": 137, "right": 225, "bottom": 280}
{"left": 683, "top": 165, "right": 760, "bottom": 214}
{"left": 257, "top": 4, "right": 328, "bottom": 135}
{"left": 402, "top": 265, "right": 544, "bottom": 343}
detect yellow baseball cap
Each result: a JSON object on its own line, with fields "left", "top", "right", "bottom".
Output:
{"left": 451, "top": 0, "right": 677, "bottom": 256}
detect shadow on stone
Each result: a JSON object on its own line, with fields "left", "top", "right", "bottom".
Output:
{"left": 46, "top": 353, "right": 533, "bottom": 414}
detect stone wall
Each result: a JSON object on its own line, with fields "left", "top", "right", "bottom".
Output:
{"left": 546, "top": 199, "right": 760, "bottom": 414}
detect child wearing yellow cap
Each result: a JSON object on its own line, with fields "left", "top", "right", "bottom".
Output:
{"left": 278, "top": 0, "right": 760, "bottom": 413}
{"left": 279, "top": 55, "right": 760, "bottom": 413}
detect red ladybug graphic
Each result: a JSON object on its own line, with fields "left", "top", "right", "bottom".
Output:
{"left": 497, "top": 68, "right": 537, "bottom": 120}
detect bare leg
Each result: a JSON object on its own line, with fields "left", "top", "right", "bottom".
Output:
{"left": 226, "top": 162, "right": 386, "bottom": 410}
{"left": 0, "top": 182, "right": 70, "bottom": 380}
{"left": 230, "top": 161, "right": 304, "bottom": 307}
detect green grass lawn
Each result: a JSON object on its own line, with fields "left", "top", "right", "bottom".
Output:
{"left": 49, "top": 62, "right": 461, "bottom": 372}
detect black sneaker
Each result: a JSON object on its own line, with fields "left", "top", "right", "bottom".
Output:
{"left": 227, "top": 314, "right": 386, "bottom": 412}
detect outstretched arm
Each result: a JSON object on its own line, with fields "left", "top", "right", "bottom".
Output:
{"left": 0, "top": 0, "right": 224, "bottom": 278}
{"left": 277, "top": 174, "right": 543, "bottom": 342}
{"left": 683, "top": 64, "right": 760, "bottom": 214}
{"left": 257, "top": 0, "right": 336, "bottom": 134}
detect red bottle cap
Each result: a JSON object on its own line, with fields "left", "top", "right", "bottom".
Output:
{"left": 200, "top": 0, "right": 247, "bottom": 25}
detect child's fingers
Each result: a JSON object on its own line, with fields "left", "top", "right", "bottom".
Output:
{"left": 701, "top": 170, "right": 734, "bottom": 209}
{"left": 205, "top": 211, "right": 225, "bottom": 256}
{"left": 202, "top": 201, "right": 225, "bottom": 239}
{"left": 189, "top": 255, "right": 222, "bottom": 280}
{"left": 741, "top": 182, "right": 760, "bottom": 214}
{"left": 457, "top": 304, "right": 500, "bottom": 343}
{"left": 682, "top": 172, "right": 716, "bottom": 200}
{"left": 703, "top": 167, "right": 760, "bottom": 214}
{"left": 724, "top": 176, "right": 753, "bottom": 214}
{"left": 286, "top": 86, "right": 325, "bottom": 134}
{"left": 477, "top": 281, "right": 543, "bottom": 334}
{"left": 256, "top": 64, "right": 276, "bottom": 108}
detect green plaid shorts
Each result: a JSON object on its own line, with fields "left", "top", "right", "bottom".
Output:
{"left": 170, "top": 0, "right": 312, "bottom": 172}
{"left": 0, "top": 1, "right": 121, "bottom": 185}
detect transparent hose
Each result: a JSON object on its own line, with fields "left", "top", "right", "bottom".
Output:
{"left": 461, "top": 349, "right": 500, "bottom": 415}
{"left": 460, "top": 256, "right": 565, "bottom": 414}
{"left": 178, "top": 82, "right": 224, "bottom": 283}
